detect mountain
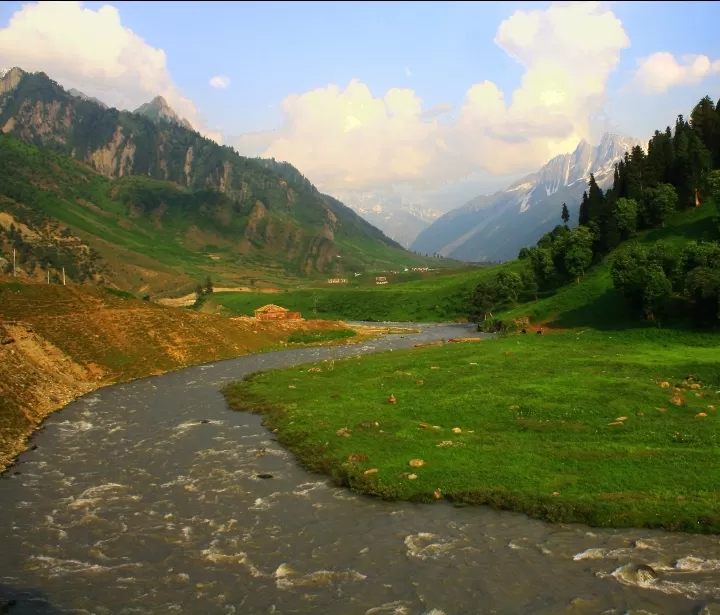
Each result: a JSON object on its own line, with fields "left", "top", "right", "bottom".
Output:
{"left": 133, "top": 95, "right": 193, "bottom": 131}
{"left": 0, "top": 67, "right": 431, "bottom": 293}
{"left": 67, "top": 88, "right": 108, "bottom": 109}
{"left": 348, "top": 202, "right": 441, "bottom": 249}
{"left": 412, "top": 133, "right": 644, "bottom": 262}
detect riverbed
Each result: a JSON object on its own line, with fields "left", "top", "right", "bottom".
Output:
{"left": 2, "top": 323, "right": 720, "bottom": 614}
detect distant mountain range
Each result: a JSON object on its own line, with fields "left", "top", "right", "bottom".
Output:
{"left": 411, "top": 133, "right": 643, "bottom": 262}
{"left": 347, "top": 201, "right": 441, "bottom": 248}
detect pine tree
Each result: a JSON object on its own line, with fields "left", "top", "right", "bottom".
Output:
{"left": 626, "top": 145, "right": 646, "bottom": 201}
{"left": 690, "top": 96, "right": 720, "bottom": 167}
{"left": 561, "top": 203, "right": 570, "bottom": 226}
{"left": 578, "top": 191, "right": 590, "bottom": 226}
{"left": 586, "top": 174, "right": 604, "bottom": 222}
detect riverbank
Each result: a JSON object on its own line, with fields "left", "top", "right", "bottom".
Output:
{"left": 224, "top": 328, "right": 720, "bottom": 532}
{"left": 0, "top": 280, "right": 358, "bottom": 473}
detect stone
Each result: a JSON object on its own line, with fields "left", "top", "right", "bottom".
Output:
{"left": 615, "top": 416, "right": 628, "bottom": 422}
{"left": 256, "top": 473, "right": 274, "bottom": 479}
{"left": 388, "top": 394, "right": 397, "bottom": 404}
{"left": 364, "top": 468, "right": 378, "bottom": 476}
{"left": 696, "top": 412, "right": 708, "bottom": 418}
{"left": 670, "top": 393, "right": 686, "bottom": 407}
{"left": 708, "top": 405, "right": 716, "bottom": 411}
{"left": 416, "top": 379, "right": 424, "bottom": 385}
{"left": 336, "top": 427, "right": 351, "bottom": 437}
{"left": 690, "top": 383, "right": 702, "bottom": 389}
{"left": 199, "top": 419, "right": 210, "bottom": 424}
{"left": 509, "top": 405, "right": 520, "bottom": 410}
{"left": 452, "top": 427, "right": 462, "bottom": 434}
{"left": 608, "top": 421, "right": 624, "bottom": 426}
{"left": 409, "top": 459, "right": 424, "bottom": 467}
{"left": 407, "top": 474, "right": 418, "bottom": 480}
{"left": 660, "top": 381, "right": 670, "bottom": 388}
{"left": 430, "top": 366, "right": 440, "bottom": 370}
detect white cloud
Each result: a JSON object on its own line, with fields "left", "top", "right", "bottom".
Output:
{"left": 0, "top": 1, "right": 222, "bottom": 142}
{"left": 234, "top": 2, "right": 630, "bottom": 196}
{"left": 209, "top": 75, "right": 230, "bottom": 89}
{"left": 634, "top": 52, "right": 720, "bottom": 94}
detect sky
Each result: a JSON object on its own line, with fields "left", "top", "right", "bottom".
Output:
{"left": 1, "top": 1, "right": 720, "bottom": 211}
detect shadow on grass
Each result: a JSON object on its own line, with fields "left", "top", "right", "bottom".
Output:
{"left": 546, "top": 288, "right": 647, "bottom": 331}
{"left": 0, "top": 584, "right": 69, "bottom": 614}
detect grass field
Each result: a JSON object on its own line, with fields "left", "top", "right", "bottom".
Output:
{"left": 225, "top": 329, "right": 720, "bottom": 532}
{"left": 210, "top": 265, "right": 513, "bottom": 322}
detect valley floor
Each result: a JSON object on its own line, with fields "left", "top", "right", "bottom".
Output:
{"left": 225, "top": 328, "right": 720, "bottom": 532}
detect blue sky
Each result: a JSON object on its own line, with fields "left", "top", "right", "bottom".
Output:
{"left": 0, "top": 1, "right": 719, "bottom": 207}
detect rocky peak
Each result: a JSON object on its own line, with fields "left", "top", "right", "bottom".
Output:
{"left": 0, "top": 67, "right": 26, "bottom": 96}
{"left": 133, "top": 96, "right": 193, "bottom": 130}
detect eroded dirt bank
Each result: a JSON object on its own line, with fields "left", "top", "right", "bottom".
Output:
{"left": 0, "top": 280, "right": 350, "bottom": 472}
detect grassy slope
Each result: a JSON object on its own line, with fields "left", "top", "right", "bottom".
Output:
{"left": 0, "top": 134, "right": 441, "bottom": 294}
{"left": 209, "top": 264, "right": 515, "bottom": 322}
{"left": 0, "top": 279, "right": 351, "bottom": 472}
{"left": 225, "top": 329, "right": 720, "bottom": 532}
{"left": 503, "top": 203, "right": 719, "bottom": 329}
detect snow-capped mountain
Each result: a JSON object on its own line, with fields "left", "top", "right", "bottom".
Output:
{"left": 411, "top": 133, "right": 643, "bottom": 262}
{"left": 348, "top": 199, "right": 441, "bottom": 248}
{"left": 0, "top": 68, "right": 10, "bottom": 78}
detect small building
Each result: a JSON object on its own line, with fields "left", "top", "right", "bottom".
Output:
{"left": 327, "top": 278, "right": 348, "bottom": 284}
{"left": 375, "top": 277, "right": 388, "bottom": 285}
{"left": 254, "top": 304, "right": 302, "bottom": 321}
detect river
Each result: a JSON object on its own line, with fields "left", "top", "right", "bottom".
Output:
{"left": 2, "top": 323, "right": 720, "bottom": 615}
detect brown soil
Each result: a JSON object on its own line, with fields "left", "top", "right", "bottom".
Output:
{"left": 0, "top": 278, "right": 352, "bottom": 473}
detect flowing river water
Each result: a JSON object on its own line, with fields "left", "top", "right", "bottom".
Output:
{"left": 2, "top": 323, "right": 720, "bottom": 615}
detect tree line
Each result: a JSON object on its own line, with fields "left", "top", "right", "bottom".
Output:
{"left": 469, "top": 94, "right": 720, "bottom": 327}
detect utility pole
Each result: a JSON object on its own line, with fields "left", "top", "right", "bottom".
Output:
{"left": 12, "top": 248, "right": 16, "bottom": 277}
{"left": 47, "top": 268, "right": 50, "bottom": 284}
{"left": 62, "top": 267, "right": 66, "bottom": 286}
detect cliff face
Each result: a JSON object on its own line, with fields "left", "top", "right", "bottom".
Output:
{"left": 0, "top": 68, "right": 414, "bottom": 280}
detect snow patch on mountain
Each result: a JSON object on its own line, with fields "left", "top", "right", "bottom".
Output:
{"left": 412, "top": 132, "right": 644, "bottom": 261}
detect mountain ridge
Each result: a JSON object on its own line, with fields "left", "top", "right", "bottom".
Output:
{"left": 133, "top": 95, "right": 193, "bottom": 130}
{"left": 0, "top": 67, "right": 430, "bottom": 291}
{"left": 411, "top": 133, "right": 643, "bottom": 261}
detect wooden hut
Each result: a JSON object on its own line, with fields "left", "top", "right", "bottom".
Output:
{"left": 254, "top": 304, "right": 302, "bottom": 321}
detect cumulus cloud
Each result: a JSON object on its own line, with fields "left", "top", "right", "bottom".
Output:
{"left": 209, "top": 75, "right": 230, "bottom": 89}
{"left": 634, "top": 52, "right": 720, "bottom": 94}
{"left": 234, "top": 2, "right": 630, "bottom": 195}
{"left": 0, "top": 1, "right": 222, "bottom": 142}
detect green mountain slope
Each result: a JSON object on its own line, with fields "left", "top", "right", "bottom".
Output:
{"left": 0, "top": 68, "right": 434, "bottom": 292}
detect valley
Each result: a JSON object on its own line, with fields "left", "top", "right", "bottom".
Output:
{"left": 1, "top": 4, "right": 720, "bottom": 609}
